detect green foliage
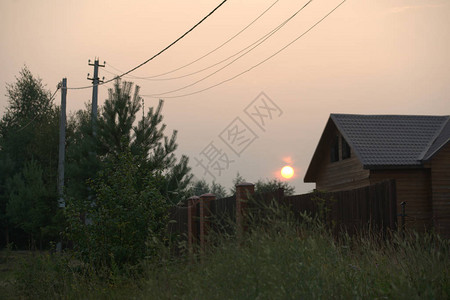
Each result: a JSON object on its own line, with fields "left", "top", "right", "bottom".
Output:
{"left": 6, "top": 161, "right": 56, "bottom": 249}
{"left": 0, "top": 67, "right": 58, "bottom": 171}
{"left": 189, "top": 179, "right": 210, "bottom": 197}
{"left": 6, "top": 251, "right": 145, "bottom": 299}
{"left": 98, "top": 80, "right": 192, "bottom": 199}
{"left": 229, "top": 172, "right": 246, "bottom": 195}
{"left": 66, "top": 79, "right": 192, "bottom": 206}
{"left": 64, "top": 79, "right": 192, "bottom": 270}
{"left": 66, "top": 151, "right": 169, "bottom": 269}
{"left": 4, "top": 212, "right": 450, "bottom": 299}
{"left": 310, "top": 189, "right": 335, "bottom": 226}
{"left": 65, "top": 105, "right": 100, "bottom": 204}
{"left": 255, "top": 178, "right": 295, "bottom": 196}
{"left": 189, "top": 174, "right": 294, "bottom": 200}
{"left": 139, "top": 224, "right": 449, "bottom": 299}
{"left": 188, "top": 179, "right": 228, "bottom": 199}
{"left": 13, "top": 252, "right": 71, "bottom": 299}
{"left": 0, "top": 66, "right": 59, "bottom": 249}
{"left": 210, "top": 181, "right": 228, "bottom": 199}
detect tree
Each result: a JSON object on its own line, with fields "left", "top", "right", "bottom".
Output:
{"left": 229, "top": 172, "right": 247, "bottom": 195}
{"left": 66, "top": 80, "right": 192, "bottom": 208}
{"left": 65, "top": 79, "right": 192, "bottom": 267}
{"left": 0, "top": 67, "right": 57, "bottom": 169}
{"left": 210, "top": 181, "right": 228, "bottom": 199}
{"left": 188, "top": 179, "right": 228, "bottom": 200}
{"left": 65, "top": 105, "right": 100, "bottom": 206}
{"left": 74, "top": 80, "right": 192, "bottom": 203}
{"left": 6, "top": 161, "right": 52, "bottom": 249}
{"left": 255, "top": 178, "right": 295, "bottom": 196}
{"left": 66, "top": 151, "right": 168, "bottom": 268}
{"left": 189, "top": 179, "right": 211, "bottom": 197}
{"left": 0, "top": 67, "right": 59, "bottom": 248}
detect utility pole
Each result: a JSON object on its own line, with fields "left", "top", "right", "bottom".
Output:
{"left": 56, "top": 78, "right": 66, "bottom": 253}
{"left": 87, "top": 58, "right": 105, "bottom": 135}
{"left": 58, "top": 78, "right": 67, "bottom": 208}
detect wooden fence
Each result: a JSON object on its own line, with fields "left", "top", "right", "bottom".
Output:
{"left": 169, "top": 180, "right": 397, "bottom": 248}
{"left": 210, "top": 195, "right": 236, "bottom": 235}
{"left": 281, "top": 180, "right": 397, "bottom": 235}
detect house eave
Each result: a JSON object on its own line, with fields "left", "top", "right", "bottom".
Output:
{"left": 363, "top": 164, "right": 424, "bottom": 170}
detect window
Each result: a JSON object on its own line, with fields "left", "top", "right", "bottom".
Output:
{"left": 342, "top": 136, "right": 351, "bottom": 159}
{"left": 330, "top": 135, "right": 339, "bottom": 162}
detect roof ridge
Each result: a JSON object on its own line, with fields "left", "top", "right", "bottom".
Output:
{"left": 331, "top": 113, "right": 450, "bottom": 118}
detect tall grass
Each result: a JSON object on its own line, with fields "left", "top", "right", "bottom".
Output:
{"left": 6, "top": 201, "right": 450, "bottom": 299}
{"left": 138, "top": 207, "right": 449, "bottom": 300}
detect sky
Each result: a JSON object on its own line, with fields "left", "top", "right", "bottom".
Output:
{"left": 1, "top": 0, "right": 449, "bottom": 194}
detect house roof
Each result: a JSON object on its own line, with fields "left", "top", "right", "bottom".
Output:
{"left": 304, "top": 114, "right": 449, "bottom": 182}
{"left": 422, "top": 118, "right": 450, "bottom": 161}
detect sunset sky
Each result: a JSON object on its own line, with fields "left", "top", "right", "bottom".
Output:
{"left": 1, "top": 0, "right": 449, "bottom": 194}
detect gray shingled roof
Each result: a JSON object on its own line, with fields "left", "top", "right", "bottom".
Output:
{"left": 422, "top": 119, "right": 450, "bottom": 161}
{"left": 331, "top": 114, "right": 449, "bottom": 168}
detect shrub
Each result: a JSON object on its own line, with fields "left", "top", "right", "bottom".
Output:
{"left": 66, "top": 151, "right": 169, "bottom": 270}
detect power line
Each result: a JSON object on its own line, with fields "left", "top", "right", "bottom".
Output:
{"left": 107, "top": 0, "right": 299, "bottom": 82}
{"left": 144, "top": 0, "right": 314, "bottom": 97}
{"left": 85, "top": 69, "right": 119, "bottom": 87}
{"left": 107, "top": 0, "right": 281, "bottom": 80}
{"left": 16, "top": 85, "right": 61, "bottom": 133}
{"left": 66, "top": 0, "right": 228, "bottom": 90}
{"left": 145, "top": 0, "right": 347, "bottom": 99}
{"left": 106, "top": 11, "right": 290, "bottom": 82}
{"left": 102, "top": 68, "right": 121, "bottom": 78}
{"left": 50, "top": 85, "right": 60, "bottom": 101}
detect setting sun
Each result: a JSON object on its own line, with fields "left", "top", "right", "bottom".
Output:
{"left": 281, "top": 166, "right": 294, "bottom": 179}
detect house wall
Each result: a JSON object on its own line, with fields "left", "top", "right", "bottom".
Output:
{"left": 430, "top": 143, "right": 450, "bottom": 238}
{"left": 369, "top": 169, "right": 432, "bottom": 231}
{"left": 316, "top": 154, "right": 370, "bottom": 191}
{"left": 315, "top": 129, "right": 370, "bottom": 192}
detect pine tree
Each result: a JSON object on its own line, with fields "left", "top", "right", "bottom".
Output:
{"left": 66, "top": 79, "right": 192, "bottom": 266}
{"left": 229, "top": 172, "right": 247, "bottom": 195}
{"left": 66, "top": 79, "right": 192, "bottom": 206}
{"left": 187, "top": 179, "right": 228, "bottom": 200}
{"left": 211, "top": 181, "right": 228, "bottom": 199}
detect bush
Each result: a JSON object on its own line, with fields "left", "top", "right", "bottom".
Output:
{"left": 66, "top": 151, "right": 169, "bottom": 270}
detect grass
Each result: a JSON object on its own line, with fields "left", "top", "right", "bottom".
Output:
{"left": 138, "top": 219, "right": 449, "bottom": 299}
{"left": 1, "top": 208, "right": 449, "bottom": 299}
{"left": 0, "top": 246, "right": 24, "bottom": 299}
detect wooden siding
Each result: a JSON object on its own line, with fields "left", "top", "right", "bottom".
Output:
{"left": 430, "top": 143, "right": 450, "bottom": 238}
{"left": 315, "top": 128, "right": 370, "bottom": 192}
{"left": 370, "top": 169, "right": 432, "bottom": 231}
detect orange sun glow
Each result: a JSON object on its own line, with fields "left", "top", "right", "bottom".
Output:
{"left": 281, "top": 166, "right": 294, "bottom": 179}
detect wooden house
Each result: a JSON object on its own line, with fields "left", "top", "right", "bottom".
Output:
{"left": 304, "top": 114, "right": 450, "bottom": 236}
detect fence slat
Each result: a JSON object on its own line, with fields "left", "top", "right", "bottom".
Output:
{"left": 170, "top": 180, "right": 397, "bottom": 246}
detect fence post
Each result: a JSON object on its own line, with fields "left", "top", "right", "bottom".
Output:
{"left": 400, "top": 201, "right": 407, "bottom": 232}
{"left": 388, "top": 179, "right": 397, "bottom": 231}
{"left": 236, "top": 182, "right": 255, "bottom": 238}
{"left": 187, "top": 196, "right": 199, "bottom": 253}
{"left": 200, "top": 193, "right": 215, "bottom": 250}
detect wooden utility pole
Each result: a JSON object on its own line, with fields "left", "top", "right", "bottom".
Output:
{"left": 87, "top": 58, "right": 105, "bottom": 135}
{"left": 58, "top": 78, "right": 67, "bottom": 208}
